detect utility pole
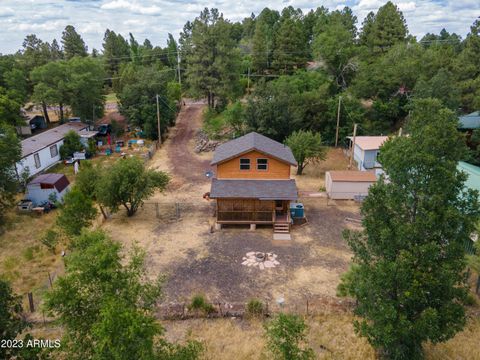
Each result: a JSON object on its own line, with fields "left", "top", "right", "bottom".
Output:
{"left": 156, "top": 94, "right": 161, "bottom": 146}
{"left": 349, "top": 123, "right": 357, "bottom": 169}
{"left": 335, "top": 95, "right": 342, "bottom": 147}
{"left": 177, "top": 52, "right": 181, "bottom": 85}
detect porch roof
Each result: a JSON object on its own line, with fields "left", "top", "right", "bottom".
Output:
{"left": 210, "top": 179, "right": 298, "bottom": 200}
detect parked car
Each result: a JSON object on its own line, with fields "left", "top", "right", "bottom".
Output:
{"left": 97, "top": 124, "right": 111, "bottom": 136}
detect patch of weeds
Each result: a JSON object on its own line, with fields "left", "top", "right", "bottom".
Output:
{"left": 3, "top": 256, "right": 18, "bottom": 271}
{"left": 188, "top": 294, "right": 216, "bottom": 315}
{"left": 464, "top": 293, "right": 479, "bottom": 306}
{"left": 246, "top": 298, "right": 265, "bottom": 318}
{"left": 22, "top": 247, "right": 36, "bottom": 261}
{"left": 41, "top": 229, "right": 59, "bottom": 254}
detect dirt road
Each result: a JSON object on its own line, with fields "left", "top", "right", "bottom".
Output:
{"left": 165, "top": 101, "right": 212, "bottom": 184}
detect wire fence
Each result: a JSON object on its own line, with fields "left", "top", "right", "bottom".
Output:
{"left": 156, "top": 295, "right": 356, "bottom": 320}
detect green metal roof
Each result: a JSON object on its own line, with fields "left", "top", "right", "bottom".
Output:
{"left": 458, "top": 111, "right": 480, "bottom": 130}
{"left": 458, "top": 161, "right": 480, "bottom": 192}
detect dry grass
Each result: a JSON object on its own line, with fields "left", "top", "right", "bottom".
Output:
{"left": 293, "top": 148, "right": 350, "bottom": 192}
{"left": 163, "top": 312, "right": 480, "bottom": 360}
{"left": 0, "top": 209, "right": 63, "bottom": 295}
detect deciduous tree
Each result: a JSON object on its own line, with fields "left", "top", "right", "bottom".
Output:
{"left": 96, "top": 157, "right": 169, "bottom": 217}
{"left": 0, "top": 124, "right": 21, "bottom": 226}
{"left": 44, "top": 230, "right": 201, "bottom": 360}
{"left": 285, "top": 130, "right": 326, "bottom": 175}
{"left": 57, "top": 187, "right": 98, "bottom": 236}
{"left": 339, "top": 99, "right": 480, "bottom": 359}
{"left": 265, "top": 313, "right": 314, "bottom": 360}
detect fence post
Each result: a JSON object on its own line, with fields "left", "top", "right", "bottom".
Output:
{"left": 175, "top": 203, "right": 180, "bottom": 220}
{"left": 48, "top": 272, "right": 53, "bottom": 288}
{"left": 155, "top": 203, "right": 160, "bottom": 219}
{"left": 27, "top": 292, "right": 35, "bottom": 313}
{"left": 306, "top": 299, "right": 309, "bottom": 316}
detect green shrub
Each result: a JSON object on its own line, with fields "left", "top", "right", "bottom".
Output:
{"left": 246, "top": 298, "right": 264, "bottom": 318}
{"left": 41, "top": 229, "right": 59, "bottom": 253}
{"left": 203, "top": 109, "right": 226, "bottom": 139}
{"left": 188, "top": 294, "right": 215, "bottom": 315}
{"left": 265, "top": 313, "right": 314, "bottom": 360}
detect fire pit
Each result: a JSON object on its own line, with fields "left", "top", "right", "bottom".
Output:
{"left": 242, "top": 251, "right": 280, "bottom": 270}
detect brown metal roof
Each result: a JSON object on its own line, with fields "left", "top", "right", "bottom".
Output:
{"left": 327, "top": 170, "right": 377, "bottom": 182}
{"left": 28, "top": 173, "right": 70, "bottom": 193}
{"left": 211, "top": 132, "right": 297, "bottom": 166}
{"left": 210, "top": 179, "right": 298, "bottom": 200}
{"left": 21, "top": 122, "right": 88, "bottom": 158}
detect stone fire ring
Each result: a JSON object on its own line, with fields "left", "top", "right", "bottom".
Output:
{"left": 241, "top": 251, "right": 280, "bottom": 270}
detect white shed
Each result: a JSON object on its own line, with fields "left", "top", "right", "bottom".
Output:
{"left": 25, "top": 173, "right": 70, "bottom": 206}
{"left": 325, "top": 170, "right": 376, "bottom": 200}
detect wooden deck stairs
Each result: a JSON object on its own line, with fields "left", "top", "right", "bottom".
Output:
{"left": 273, "top": 213, "right": 290, "bottom": 233}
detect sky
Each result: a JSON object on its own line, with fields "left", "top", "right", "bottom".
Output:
{"left": 0, "top": 0, "right": 478, "bottom": 54}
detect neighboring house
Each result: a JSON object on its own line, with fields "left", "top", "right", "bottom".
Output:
{"left": 15, "top": 122, "right": 88, "bottom": 177}
{"left": 325, "top": 170, "right": 377, "bottom": 200}
{"left": 458, "top": 111, "right": 480, "bottom": 131}
{"left": 209, "top": 132, "right": 298, "bottom": 233}
{"left": 25, "top": 173, "right": 70, "bottom": 206}
{"left": 347, "top": 136, "right": 388, "bottom": 176}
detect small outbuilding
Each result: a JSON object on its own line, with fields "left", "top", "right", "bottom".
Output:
{"left": 26, "top": 173, "right": 70, "bottom": 206}
{"left": 325, "top": 170, "right": 376, "bottom": 200}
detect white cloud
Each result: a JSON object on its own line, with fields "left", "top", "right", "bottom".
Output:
{"left": 101, "top": 0, "right": 162, "bottom": 15}
{"left": 0, "top": 0, "right": 478, "bottom": 54}
{"left": 0, "top": 7, "right": 14, "bottom": 17}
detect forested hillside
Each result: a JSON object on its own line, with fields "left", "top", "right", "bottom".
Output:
{"left": 1, "top": 2, "right": 479, "bottom": 146}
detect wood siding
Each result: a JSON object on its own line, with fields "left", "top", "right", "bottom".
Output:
{"left": 216, "top": 150, "right": 291, "bottom": 179}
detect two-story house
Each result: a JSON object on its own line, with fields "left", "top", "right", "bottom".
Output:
{"left": 348, "top": 136, "right": 388, "bottom": 176}
{"left": 209, "top": 132, "right": 298, "bottom": 233}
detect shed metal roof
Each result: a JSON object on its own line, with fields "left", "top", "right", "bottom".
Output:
{"left": 458, "top": 111, "right": 480, "bottom": 130}
{"left": 210, "top": 179, "right": 298, "bottom": 200}
{"left": 327, "top": 170, "right": 377, "bottom": 182}
{"left": 347, "top": 136, "right": 388, "bottom": 151}
{"left": 28, "top": 173, "right": 70, "bottom": 193}
{"left": 211, "top": 132, "right": 297, "bottom": 166}
{"left": 21, "top": 122, "right": 88, "bottom": 158}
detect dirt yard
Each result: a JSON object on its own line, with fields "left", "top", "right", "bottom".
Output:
{"left": 102, "top": 100, "right": 359, "bottom": 306}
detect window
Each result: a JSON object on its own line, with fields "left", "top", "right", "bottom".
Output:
{"left": 34, "top": 153, "right": 41, "bottom": 169}
{"left": 257, "top": 158, "right": 268, "bottom": 170}
{"left": 50, "top": 144, "right": 58, "bottom": 158}
{"left": 240, "top": 158, "right": 250, "bottom": 170}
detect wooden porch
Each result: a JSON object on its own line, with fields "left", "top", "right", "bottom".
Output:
{"left": 216, "top": 198, "right": 291, "bottom": 233}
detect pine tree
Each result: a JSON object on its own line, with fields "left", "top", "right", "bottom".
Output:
{"left": 186, "top": 8, "right": 241, "bottom": 108}
{"left": 102, "top": 29, "right": 130, "bottom": 78}
{"left": 371, "top": 2, "right": 408, "bottom": 52}
{"left": 272, "top": 7, "right": 308, "bottom": 73}
{"left": 61, "top": 25, "right": 88, "bottom": 59}
{"left": 252, "top": 8, "right": 280, "bottom": 73}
